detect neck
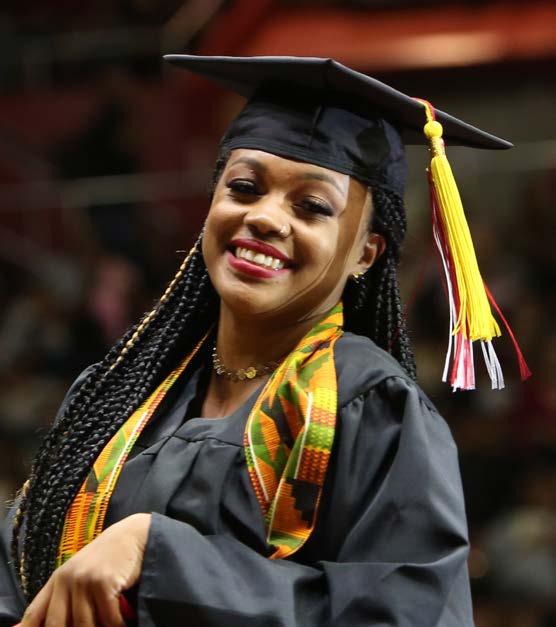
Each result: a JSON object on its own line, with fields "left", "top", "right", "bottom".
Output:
{"left": 208, "top": 304, "right": 325, "bottom": 403}
{"left": 220, "top": 305, "right": 328, "bottom": 365}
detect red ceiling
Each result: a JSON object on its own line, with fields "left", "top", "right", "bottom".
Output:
{"left": 197, "top": 1, "right": 556, "bottom": 72}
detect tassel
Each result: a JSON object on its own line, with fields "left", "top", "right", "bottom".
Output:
{"left": 415, "top": 98, "right": 505, "bottom": 390}
{"left": 485, "top": 284, "right": 532, "bottom": 382}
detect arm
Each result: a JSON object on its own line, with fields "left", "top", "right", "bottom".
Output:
{"left": 19, "top": 514, "right": 149, "bottom": 627}
{"left": 137, "top": 377, "right": 474, "bottom": 627}
{"left": 0, "top": 365, "right": 97, "bottom": 626}
{"left": 0, "top": 506, "right": 27, "bottom": 626}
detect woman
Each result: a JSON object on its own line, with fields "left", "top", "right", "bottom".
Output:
{"left": 0, "top": 56, "right": 512, "bottom": 626}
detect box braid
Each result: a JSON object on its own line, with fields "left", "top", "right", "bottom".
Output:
{"left": 12, "top": 234, "right": 219, "bottom": 600}
{"left": 12, "top": 145, "right": 414, "bottom": 601}
{"left": 343, "top": 184, "right": 417, "bottom": 380}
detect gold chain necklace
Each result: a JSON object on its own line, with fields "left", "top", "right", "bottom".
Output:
{"left": 212, "top": 342, "right": 281, "bottom": 382}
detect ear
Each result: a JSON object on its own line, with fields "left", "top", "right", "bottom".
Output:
{"left": 352, "top": 232, "right": 386, "bottom": 275}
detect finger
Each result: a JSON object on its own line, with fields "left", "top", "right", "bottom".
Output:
{"left": 71, "top": 583, "right": 96, "bottom": 627}
{"left": 91, "top": 584, "right": 126, "bottom": 627}
{"left": 21, "top": 578, "right": 54, "bottom": 627}
{"left": 43, "top": 576, "right": 71, "bottom": 627}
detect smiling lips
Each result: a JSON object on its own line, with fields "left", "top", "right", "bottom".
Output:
{"left": 235, "top": 247, "right": 285, "bottom": 270}
{"left": 227, "top": 238, "right": 293, "bottom": 279}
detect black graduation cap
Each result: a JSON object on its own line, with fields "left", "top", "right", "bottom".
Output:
{"left": 164, "top": 54, "right": 512, "bottom": 198}
{"left": 164, "top": 54, "right": 529, "bottom": 392}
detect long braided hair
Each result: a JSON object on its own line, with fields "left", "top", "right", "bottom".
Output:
{"left": 343, "top": 183, "right": 417, "bottom": 380}
{"left": 12, "top": 146, "right": 415, "bottom": 600}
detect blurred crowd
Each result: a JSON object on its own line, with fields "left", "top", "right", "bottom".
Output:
{"left": 0, "top": 13, "right": 555, "bottom": 627}
{"left": 408, "top": 182, "right": 556, "bottom": 625}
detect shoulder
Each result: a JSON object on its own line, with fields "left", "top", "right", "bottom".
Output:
{"left": 333, "top": 333, "right": 456, "bottom": 450}
{"left": 52, "top": 363, "right": 98, "bottom": 426}
{"left": 334, "top": 332, "right": 435, "bottom": 411}
{"left": 333, "top": 334, "right": 461, "bottom": 485}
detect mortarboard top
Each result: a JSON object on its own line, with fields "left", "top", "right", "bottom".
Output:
{"left": 164, "top": 55, "right": 511, "bottom": 198}
{"left": 164, "top": 55, "right": 512, "bottom": 150}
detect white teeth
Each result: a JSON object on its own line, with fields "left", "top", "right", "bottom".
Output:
{"left": 234, "top": 247, "right": 285, "bottom": 271}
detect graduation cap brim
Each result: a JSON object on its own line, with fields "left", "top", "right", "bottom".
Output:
{"left": 164, "top": 54, "right": 513, "bottom": 150}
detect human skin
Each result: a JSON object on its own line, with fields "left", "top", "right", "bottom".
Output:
{"left": 19, "top": 513, "right": 150, "bottom": 627}
{"left": 19, "top": 148, "right": 386, "bottom": 624}
{"left": 202, "top": 148, "right": 385, "bottom": 417}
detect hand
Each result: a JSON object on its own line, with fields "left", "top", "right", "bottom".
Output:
{"left": 20, "top": 513, "right": 151, "bottom": 627}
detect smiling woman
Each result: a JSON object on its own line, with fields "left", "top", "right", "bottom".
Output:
{"left": 205, "top": 150, "right": 380, "bottom": 326}
{"left": 0, "top": 56, "right": 514, "bottom": 627}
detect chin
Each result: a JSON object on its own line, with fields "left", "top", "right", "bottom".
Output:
{"left": 210, "top": 262, "right": 287, "bottom": 318}
{"left": 219, "top": 287, "right": 338, "bottom": 329}
{"left": 217, "top": 284, "right": 285, "bottom": 320}
{"left": 209, "top": 260, "right": 342, "bottom": 325}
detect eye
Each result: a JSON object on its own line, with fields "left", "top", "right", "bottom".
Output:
{"left": 297, "top": 197, "right": 333, "bottom": 217}
{"left": 226, "top": 179, "right": 260, "bottom": 195}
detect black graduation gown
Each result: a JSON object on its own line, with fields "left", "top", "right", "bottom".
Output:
{"left": 0, "top": 332, "right": 475, "bottom": 626}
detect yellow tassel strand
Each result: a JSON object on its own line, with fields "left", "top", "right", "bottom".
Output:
{"left": 419, "top": 102, "right": 501, "bottom": 343}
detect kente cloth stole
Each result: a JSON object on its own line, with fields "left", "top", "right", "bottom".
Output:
{"left": 56, "top": 332, "right": 209, "bottom": 567}
{"left": 244, "top": 303, "right": 343, "bottom": 558}
{"left": 57, "top": 303, "right": 343, "bottom": 566}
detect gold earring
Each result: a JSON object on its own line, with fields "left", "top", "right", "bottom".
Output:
{"left": 351, "top": 271, "right": 364, "bottom": 282}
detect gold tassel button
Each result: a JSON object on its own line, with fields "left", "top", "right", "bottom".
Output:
{"left": 424, "top": 120, "right": 445, "bottom": 157}
{"left": 424, "top": 119, "right": 443, "bottom": 138}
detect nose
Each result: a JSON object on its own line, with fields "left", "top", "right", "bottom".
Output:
{"left": 243, "top": 195, "right": 290, "bottom": 239}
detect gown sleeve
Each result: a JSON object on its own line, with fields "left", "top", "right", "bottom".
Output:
{"left": 137, "top": 375, "right": 475, "bottom": 627}
{"left": 0, "top": 505, "right": 26, "bottom": 626}
{"left": 0, "top": 365, "right": 96, "bottom": 626}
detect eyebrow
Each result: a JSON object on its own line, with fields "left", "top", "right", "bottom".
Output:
{"left": 298, "top": 171, "right": 345, "bottom": 195}
{"left": 229, "top": 156, "right": 345, "bottom": 195}
{"left": 229, "top": 156, "right": 268, "bottom": 173}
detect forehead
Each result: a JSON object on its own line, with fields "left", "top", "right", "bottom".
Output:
{"left": 225, "top": 149, "right": 354, "bottom": 190}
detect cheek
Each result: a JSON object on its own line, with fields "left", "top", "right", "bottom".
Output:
{"left": 293, "top": 223, "right": 336, "bottom": 268}
{"left": 203, "top": 202, "right": 236, "bottom": 253}
{"left": 205, "top": 200, "right": 229, "bottom": 234}
{"left": 308, "top": 225, "right": 363, "bottom": 290}
{"left": 296, "top": 226, "right": 352, "bottom": 288}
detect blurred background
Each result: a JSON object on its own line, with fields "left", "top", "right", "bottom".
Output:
{"left": 0, "top": 0, "right": 554, "bottom": 624}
